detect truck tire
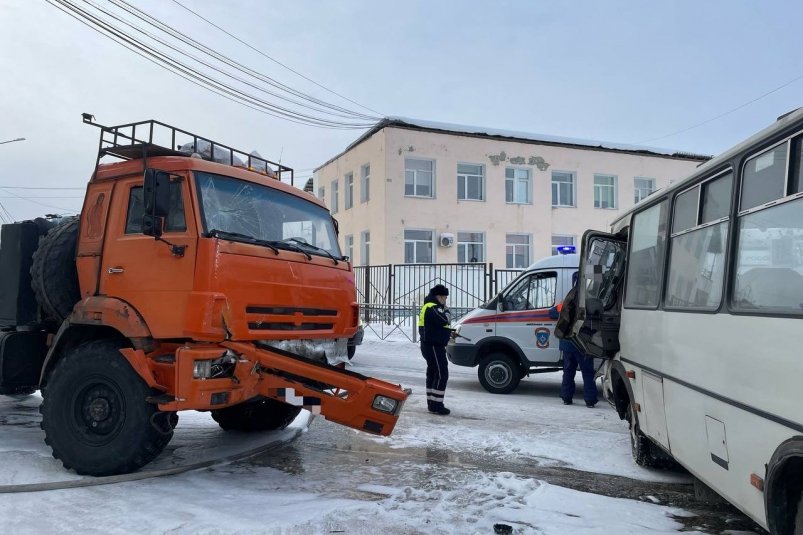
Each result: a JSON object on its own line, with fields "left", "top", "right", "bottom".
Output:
{"left": 211, "top": 398, "right": 301, "bottom": 432}
{"left": 40, "top": 339, "right": 176, "bottom": 476}
{"left": 30, "top": 217, "right": 81, "bottom": 322}
{"left": 478, "top": 353, "right": 521, "bottom": 394}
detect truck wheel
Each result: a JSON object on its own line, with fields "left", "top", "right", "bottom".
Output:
{"left": 0, "top": 386, "right": 36, "bottom": 397}
{"left": 478, "top": 353, "right": 521, "bottom": 394}
{"left": 40, "top": 339, "right": 176, "bottom": 476}
{"left": 347, "top": 345, "right": 356, "bottom": 360}
{"left": 211, "top": 398, "right": 301, "bottom": 431}
{"left": 30, "top": 217, "right": 81, "bottom": 322}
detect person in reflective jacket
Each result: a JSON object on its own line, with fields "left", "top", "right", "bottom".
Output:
{"left": 418, "top": 284, "right": 454, "bottom": 415}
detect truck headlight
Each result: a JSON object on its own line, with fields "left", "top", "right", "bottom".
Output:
{"left": 193, "top": 360, "right": 213, "bottom": 379}
{"left": 372, "top": 395, "right": 399, "bottom": 414}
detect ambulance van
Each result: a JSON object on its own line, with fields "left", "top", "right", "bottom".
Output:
{"left": 446, "top": 250, "right": 579, "bottom": 394}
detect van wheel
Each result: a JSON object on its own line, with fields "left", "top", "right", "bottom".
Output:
{"left": 478, "top": 353, "right": 521, "bottom": 394}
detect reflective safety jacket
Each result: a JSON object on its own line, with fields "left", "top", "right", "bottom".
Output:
{"left": 418, "top": 296, "right": 452, "bottom": 346}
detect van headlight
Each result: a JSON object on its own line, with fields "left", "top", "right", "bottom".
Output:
{"left": 372, "top": 395, "right": 399, "bottom": 414}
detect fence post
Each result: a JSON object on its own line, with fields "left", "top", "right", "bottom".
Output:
{"left": 364, "top": 267, "right": 371, "bottom": 324}
{"left": 387, "top": 263, "right": 394, "bottom": 325}
{"left": 488, "top": 262, "right": 494, "bottom": 298}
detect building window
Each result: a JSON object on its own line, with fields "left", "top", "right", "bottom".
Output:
{"left": 594, "top": 174, "right": 618, "bottom": 209}
{"left": 551, "top": 235, "right": 576, "bottom": 256}
{"left": 551, "top": 171, "right": 575, "bottom": 207}
{"left": 360, "top": 230, "right": 370, "bottom": 266}
{"left": 344, "top": 172, "right": 353, "bottom": 210}
{"left": 634, "top": 177, "right": 656, "bottom": 204}
{"left": 405, "top": 158, "right": 435, "bottom": 198}
{"left": 404, "top": 229, "right": 433, "bottom": 263}
{"left": 318, "top": 186, "right": 324, "bottom": 201}
{"left": 344, "top": 234, "right": 354, "bottom": 262}
{"left": 330, "top": 180, "right": 339, "bottom": 214}
{"left": 360, "top": 163, "right": 370, "bottom": 203}
{"left": 505, "top": 168, "right": 531, "bottom": 204}
{"left": 457, "top": 163, "right": 484, "bottom": 201}
{"left": 506, "top": 233, "right": 531, "bottom": 268}
{"left": 457, "top": 232, "right": 484, "bottom": 262}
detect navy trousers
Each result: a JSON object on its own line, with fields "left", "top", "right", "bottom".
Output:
{"left": 561, "top": 348, "right": 598, "bottom": 405}
{"left": 420, "top": 342, "right": 449, "bottom": 406}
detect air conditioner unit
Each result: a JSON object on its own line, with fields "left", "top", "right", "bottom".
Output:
{"left": 439, "top": 233, "right": 455, "bottom": 247}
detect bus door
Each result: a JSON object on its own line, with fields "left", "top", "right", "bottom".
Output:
{"left": 569, "top": 231, "right": 627, "bottom": 359}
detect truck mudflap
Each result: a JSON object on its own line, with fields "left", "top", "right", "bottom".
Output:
{"left": 149, "top": 341, "right": 409, "bottom": 437}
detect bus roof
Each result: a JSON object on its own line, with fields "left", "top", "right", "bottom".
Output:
{"left": 611, "top": 106, "right": 803, "bottom": 232}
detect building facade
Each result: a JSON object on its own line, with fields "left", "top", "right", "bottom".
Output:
{"left": 314, "top": 118, "right": 709, "bottom": 268}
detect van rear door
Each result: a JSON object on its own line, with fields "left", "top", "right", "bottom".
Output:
{"left": 568, "top": 231, "right": 627, "bottom": 359}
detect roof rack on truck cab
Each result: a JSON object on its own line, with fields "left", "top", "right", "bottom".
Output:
{"left": 82, "top": 113, "right": 294, "bottom": 185}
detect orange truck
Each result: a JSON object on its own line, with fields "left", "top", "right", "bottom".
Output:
{"left": 0, "top": 116, "right": 408, "bottom": 476}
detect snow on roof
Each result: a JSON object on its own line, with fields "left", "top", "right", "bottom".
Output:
{"left": 315, "top": 117, "right": 711, "bottom": 172}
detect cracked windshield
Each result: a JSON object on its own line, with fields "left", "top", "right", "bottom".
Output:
{"left": 196, "top": 171, "right": 341, "bottom": 257}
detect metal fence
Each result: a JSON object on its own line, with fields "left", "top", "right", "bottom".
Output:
{"left": 354, "top": 263, "right": 524, "bottom": 341}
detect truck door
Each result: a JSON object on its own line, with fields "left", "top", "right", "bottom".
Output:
{"left": 568, "top": 231, "right": 627, "bottom": 359}
{"left": 497, "top": 270, "right": 561, "bottom": 364}
{"left": 99, "top": 175, "right": 197, "bottom": 338}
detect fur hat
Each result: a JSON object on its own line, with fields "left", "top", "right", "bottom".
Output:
{"left": 430, "top": 284, "right": 449, "bottom": 296}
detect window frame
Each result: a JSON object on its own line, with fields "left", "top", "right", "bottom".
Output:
{"left": 457, "top": 231, "right": 485, "bottom": 263}
{"left": 344, "top": 172, "right": 354, "bottom": 210}
{"left": 551, "top": 170, "right": 576, "bottom": 207}
{"left": 457, "top": 162, "right": 485, "bottom": 202}
{"left": 505, "top": 167, "right": 532, "bottom": 204}
{"left": 330, "top": 179, "right": 339, "bottom": 214}
{"left": 360, "top": 230, "right": 370, "bottom": 266}
{"left": 664, "top": 169, "right": 734, "bottom": 313}
{"left": 403, "top": 228, "right": 435, "bottom": 264}
{"left": 622, "top": 199, "right": 669, "bottom": 310}
{"left": 360, "top": 163, "right": 370, "bottom": 203}
{"left": 551, "top": 234, "right": 576, "bottom": 256}
{"left": 404, "top": 157, "right": 436, "bottom": 199}
{"left": 634, "top": 176, "right": 657, "bottom": 204}
{"left": 344, "top": 234, "right": 354, "bottom": 262}
{"left": 594, "top": 173, "right": 618, "bottom": 209}
{"left": 505, "top": 232, "right": 531, "bottom": 268}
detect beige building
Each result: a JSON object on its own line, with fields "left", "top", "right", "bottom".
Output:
{"left": 314, "top": 118, "right": 709, "bottom": 267}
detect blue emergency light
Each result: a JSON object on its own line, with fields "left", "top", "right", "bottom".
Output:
{"left": 557, "top": 245, "right": 576, "bottom": 255}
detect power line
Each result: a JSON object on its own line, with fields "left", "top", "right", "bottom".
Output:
{"left": 635, "top": 72, "right": 803, "bottom": 144}
{"left": 47, "top": 0, "right": 377, "bottom": 129}
{"left": 169, "top": 0, "right": 383, "bottom": 117}
{"left": 103, "top": 0, "right": 379, "bottom": 122}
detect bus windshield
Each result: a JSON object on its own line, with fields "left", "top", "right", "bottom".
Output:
{"left": 195, "top": 171, "right": 341, "bottom": 257}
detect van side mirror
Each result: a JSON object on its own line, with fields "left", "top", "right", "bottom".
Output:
{"left": 143, "top": 168, "right": 171, "bottom": 237}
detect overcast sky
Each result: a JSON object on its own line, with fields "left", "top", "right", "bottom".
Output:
{"left": 1, "top": 0, "right": 802, "bottom": 221}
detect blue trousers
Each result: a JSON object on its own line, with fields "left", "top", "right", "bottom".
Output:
{"left": 561, "top": 348, "right": 598, "bottom": 405}
{"left": 420, "top": 342, "right": 449, "bottom": 406}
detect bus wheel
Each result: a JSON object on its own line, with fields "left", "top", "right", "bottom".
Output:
{"left": 626, "top": 404, "right": 660, "bottom": 468}
{"left": 40, "top": 339, "right": 175, "bottom": 476}
{"left": 795, "top": 493, "right": 803, "bottom": 534}
{"left": 478, "top": 353, "right": 521, "bottom": 394}
{"left": 211, "top": 398, "right": 301, "bottom": 431}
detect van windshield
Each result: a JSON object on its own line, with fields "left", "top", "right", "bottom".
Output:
{"left": 195, "top": 171, "right": 341, "bottom": 257}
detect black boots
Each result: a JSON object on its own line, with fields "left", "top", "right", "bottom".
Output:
{"left": 427, "top": 401, "right": 451, "bottom": 415}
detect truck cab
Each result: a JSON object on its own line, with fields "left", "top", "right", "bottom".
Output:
{"left": 447, "top": 251, "right": 579, "bottom": 394}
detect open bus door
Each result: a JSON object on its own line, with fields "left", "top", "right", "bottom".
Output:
{"left": 568, "top": 230, "right": 628, "bottom": 359}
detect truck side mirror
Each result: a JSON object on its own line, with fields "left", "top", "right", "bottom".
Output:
{"left": 143, "top": 168, "right": 171, "bottom": 238}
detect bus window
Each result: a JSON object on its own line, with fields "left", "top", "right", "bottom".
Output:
{"left": 740, "top": 141, "right": 787, "bottom": 211}
{"left": 666, "top": 172, "right": 732, "bottom": 310}
{"left": 623, "top": 200, "right": 668, "bottom": 309}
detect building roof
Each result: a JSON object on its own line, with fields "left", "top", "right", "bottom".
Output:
{"left": 315, "top": 116, "right": 712, "bottom": 172}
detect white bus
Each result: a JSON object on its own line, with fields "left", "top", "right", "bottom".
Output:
{"left": 567, "top": 108, "right": 803, "bottom": 534}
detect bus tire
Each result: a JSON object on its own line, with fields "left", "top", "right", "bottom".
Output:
{"left": 478, "top": 353, "right": 521, "bottom": 394}
{"left": 795, "top": 492, "right": 803, "bottom": 535}
{"left": 626, "top": 404, "right": 662, "bottom": 468}
{"left": 211, "top": 398, "right": 301, "bottom": 431}
{"left": 40, "top": 339, "right": 175, "bottom": 476}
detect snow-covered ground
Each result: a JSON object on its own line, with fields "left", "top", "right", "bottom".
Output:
{"left": 0, "top": 328, "right": 760, "bottom": 534}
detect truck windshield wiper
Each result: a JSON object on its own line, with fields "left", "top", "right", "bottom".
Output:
{"left": 206, "top": 229, "right": 279, "bottom": 255}
{"left": 263, "top": 239, "right": 312, "bottom": 260}
{"left": 284, "top": 238, "right": 340, "bottom": 265}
